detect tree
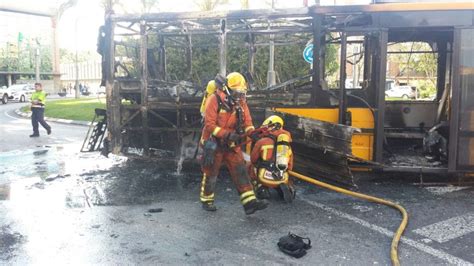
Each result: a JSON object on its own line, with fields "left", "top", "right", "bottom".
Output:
{"left": 389, "top": 42, "right": 438, "bottom": 98}
{"left": 60, "top": 49, "right": 100, "bottom": 64}
{"left": 0, "top": 41, "right": 53, "bottom": 75}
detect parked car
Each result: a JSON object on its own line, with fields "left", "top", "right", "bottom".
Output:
{"left": 385, "top": 84, "right": 416, "bottom": 99}
{"left": 0, "top": 84, "right": 35, "bottom": 104}
{"left": 11, "top": 84, "right": 35, "bottom": 102}
{"left": 0, "top": 86, "right": 10, "bottom": 104}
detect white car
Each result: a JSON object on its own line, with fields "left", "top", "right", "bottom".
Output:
{"left": 385, "top": 85, "right": 416, "bottom": 99}
{"left": 1, "top": 84, "right": 35, "bottom": 104}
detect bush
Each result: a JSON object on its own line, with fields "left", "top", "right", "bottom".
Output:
{"left": 416, "top": 80, "right": 436, "bottom": 99}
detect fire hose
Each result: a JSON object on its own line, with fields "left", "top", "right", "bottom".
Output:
{"left": 289, "top": 170, "right": 408, "bottom": 266}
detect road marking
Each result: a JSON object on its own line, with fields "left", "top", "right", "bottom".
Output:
{"left": 413, "top": 213, "right": 474, "bottom": 243}
{"left": 424, "top": 186, "right": 470, "bottom": 196}
{"left": 300, "top": 198, "right": 473, "bottom": 265}
{"left": 4, "top": 110, "right": 23, "bottom": 120}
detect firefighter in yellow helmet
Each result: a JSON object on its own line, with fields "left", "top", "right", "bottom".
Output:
{"left": 249, "top": 115, "right": 295, "bottom": 203}
{"left": 199, "top": 72, "right": 268, "bottom": 215}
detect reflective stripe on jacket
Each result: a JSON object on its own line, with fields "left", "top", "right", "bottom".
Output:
{"left": 201, "top": 90, "right": 254, "bottom": 146}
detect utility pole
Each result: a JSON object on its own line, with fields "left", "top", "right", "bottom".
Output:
{"left": 51, "top": 16, "right": 61, "bottom": 93}
{"left": 75, "top": 17, "right": 80, "bottom": 99}
{"left": 35, "top": 39, "right": 40, "bottom": 83}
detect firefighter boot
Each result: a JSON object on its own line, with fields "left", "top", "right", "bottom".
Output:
{"left": 202, "top": 202, "right": 217, "bottom": 212}
{"left": 256, "top": 185, "right": 271, "bottom": 200}
{"left": 278, "top": 183, "right": 293, "bottom": 203}
{"left": 243, "top": 199, "right": 268, "bottom": 215}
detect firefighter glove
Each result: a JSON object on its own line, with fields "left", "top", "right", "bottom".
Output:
{"left": 202, "top": 138, "right": 218, "bottom": 166}
{"left": 227, "top": 132, "right": 242, "bottom": 142}
{"left": 249, "top": 130, "right": 261, "bottom": 142}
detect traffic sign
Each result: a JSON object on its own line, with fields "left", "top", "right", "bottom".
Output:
{"left": 303, "top": 44, "right": 313, "bottom": 64}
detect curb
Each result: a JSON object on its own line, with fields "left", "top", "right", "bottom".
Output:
{"left": 15, "top": 108, "right": 92, "bottom": 127}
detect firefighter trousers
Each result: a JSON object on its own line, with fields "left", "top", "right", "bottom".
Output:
{"left": 200, "top": 149, "right": 256, "bottom": 206}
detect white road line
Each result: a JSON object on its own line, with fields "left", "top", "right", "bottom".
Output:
{"left": 413, "top": 213, "right": 474, "bottom": 243}
{"left": 300, "top": 198, "right": 473, "bottom": 265}
{"left": 425, "top": 186, "right": 470, "bottom": 196}
{"left": 4, "top": 110, "right": 23, "bottom": 120}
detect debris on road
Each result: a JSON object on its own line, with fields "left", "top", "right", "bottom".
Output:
{"left": 147, "top": 208, "right": 163, "bottom": 213}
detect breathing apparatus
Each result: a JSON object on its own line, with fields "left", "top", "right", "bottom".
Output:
{"left": 255, "top": 115, "right": 293, "bottom": 187}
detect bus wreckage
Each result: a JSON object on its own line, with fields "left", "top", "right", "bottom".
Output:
{"left": 95, "top": 2, "right": 474, "bottom": 185}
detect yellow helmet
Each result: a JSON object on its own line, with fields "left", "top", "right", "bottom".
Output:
{"left": 206, "top": 80, "right": 217, "bottom": 95}
{"left": 262, "top": 115, "right": 284, "bottom": 128}
{"left": 226, "top": 72, "right": 247, "bottom": 93}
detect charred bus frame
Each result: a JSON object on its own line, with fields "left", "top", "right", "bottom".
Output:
{"left": 100, "top": 2, "right": 474, "bottom": 178}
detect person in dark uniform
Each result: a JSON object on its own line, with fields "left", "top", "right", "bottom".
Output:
{"left": 29, "top": 83, "right": 51, "bottom": 137}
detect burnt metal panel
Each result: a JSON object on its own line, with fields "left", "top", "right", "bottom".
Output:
{"left": 312, "top": 3, "right": 474, "bottom": 15}
{"left": 448, "top": 29, "right": 462, "bottom": 172}
{"left": 375, "top": 11, "right": 473, "bottom": 28}
{"left": 384, "top": 102, "right": 439, "bottom": 129}
{"left": 104, "top": 17, "right": 122, "bottom": 154}
{"left": 338, "top": 32, "right": 347, "bottom": 125}
{"left": 280, "top": 112, "right": 360, "bottom": 187}
{"left": 311, "top": 15, "right": 323, "bottom": 106}
{"left": 374, "top": 30, "right": 388, "bottom": 163}
{"left": 112, "top": 8, "right": 310, "bottom": 23}
{"left": 140, "top": 22, "right": 150, "bottom": 156}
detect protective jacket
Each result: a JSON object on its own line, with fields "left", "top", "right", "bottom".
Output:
{"left": 31, "top": 91, "right": 47, "bottom": 108}
{"left": 250, "top": 128, "right": 293, "bottom": 188}
{"left": 201, "top": 90, "right": 254, "bottom": 149}
{"left": 200, "top": 90, "right": 257, "bottom": 207}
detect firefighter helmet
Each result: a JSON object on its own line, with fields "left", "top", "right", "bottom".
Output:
{"left": 226, "top": 72, "right": 247, "bottom": 93}
{"left": 262, "top": 115, "right": 284, "bottom": 128}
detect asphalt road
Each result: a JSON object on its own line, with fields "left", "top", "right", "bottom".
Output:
{"left": 0, "top": 101, "right": 87, "bottom": 152}
{"left": 0, "top": 101, "right": 473, "bottom": 265}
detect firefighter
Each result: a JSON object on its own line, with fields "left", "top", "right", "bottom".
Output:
{"left": 249, "top": 115, "right": 295, "bottom": 203}
{"left": 200, "top": 72, "right": 268, "bottom": 215}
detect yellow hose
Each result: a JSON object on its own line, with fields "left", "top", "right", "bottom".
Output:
{"left": 289, "top": 170, "right": 408, "bottom": 266}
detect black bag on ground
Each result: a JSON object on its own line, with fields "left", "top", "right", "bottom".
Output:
{"left": 277, "top": 232, "right": 311, "bottom": 258}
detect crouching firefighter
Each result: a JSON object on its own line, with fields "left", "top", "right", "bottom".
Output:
{"left": 200, "top": 72, "right": 268, "bottom": 215}
{"left": 249, "top": 115, "right": 295, "bottom": 203}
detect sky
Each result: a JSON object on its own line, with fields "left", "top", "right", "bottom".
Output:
{"left": 60, "top": 0, "right": 348, "bottom": 51}
{"left": 0, "top": 0, "right": 372, "bottom": 53}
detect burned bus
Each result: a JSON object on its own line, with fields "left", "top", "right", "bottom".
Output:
{"left": 98, "top": 2, "right": 474, "bottom": 184}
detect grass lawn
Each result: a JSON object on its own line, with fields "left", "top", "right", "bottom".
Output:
{"left": 21, "top": 98, "right": 106, "bottom": 121}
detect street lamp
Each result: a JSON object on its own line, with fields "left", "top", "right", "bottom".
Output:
{"left": 35, "top": 38, "right": 41, "bottom": 83}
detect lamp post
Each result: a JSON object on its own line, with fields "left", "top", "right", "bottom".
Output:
{"left": 35, "top": 39, "right": 41, "bottom": 83}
